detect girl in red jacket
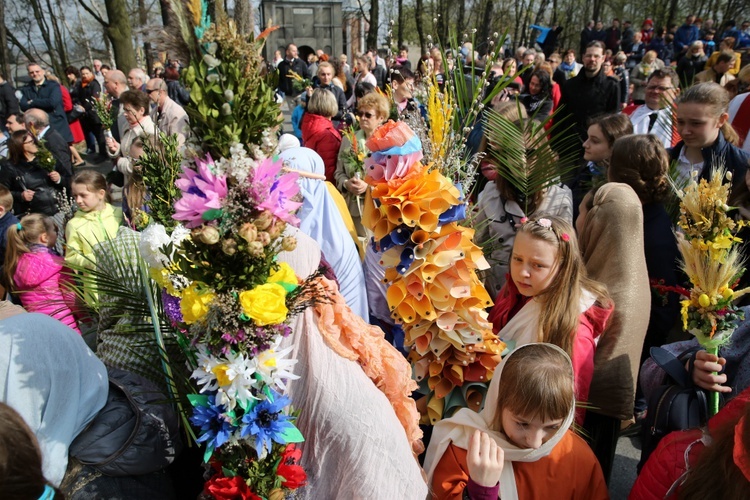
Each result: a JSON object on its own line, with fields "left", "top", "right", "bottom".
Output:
{"left": 4, "top": 214, "right": 80, "bottom": 333}
{"left": 425, "top": 343, "right": 609, "bottom": 500}
{"left": 301, "top": 88, "right": 342, "bottom": 182}
{"left": 487, "top": 216, "right": 612, "bottom": 424}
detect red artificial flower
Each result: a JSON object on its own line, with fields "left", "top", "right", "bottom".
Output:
{"left": 277, "top": 444, "right": 307, "bottom": 489}
{"left": 205, "top": 473, "right": 261, "bottom": 500}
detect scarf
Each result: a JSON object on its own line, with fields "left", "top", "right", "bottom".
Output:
{"left": 559, "top": 60, "right": 576, "bottom": 73}
{"left": 424, "top": 343, "right": 575, "bottom": 500}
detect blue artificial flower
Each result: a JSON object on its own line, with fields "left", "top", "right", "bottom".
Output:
{"left": 240, "top": 389, "right": 296, "bottom": 456}
{"left": 190, "top": 394, "right": 236, "bottom": 451}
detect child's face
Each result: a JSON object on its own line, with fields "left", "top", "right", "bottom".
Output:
{"left": 510, "top": 232, "right": 559, "bottom": 297}
{"left": 500, "top": 408, "right": 564, "bottom": 449}
{"left": 72, "top": 183, "right": 105, "bottom": 212}
{"left": 676, "top": 102, "right": 727, "bottom": 149}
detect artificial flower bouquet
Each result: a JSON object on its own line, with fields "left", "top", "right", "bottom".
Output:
{"left": 672, "top": 167, "right": 748, "bottom": 414}
{"left": 139, "top": 146, "right": 316, "bottom": 499}
{"left": 362, "top": 120, "right": 504, "bottom": 424}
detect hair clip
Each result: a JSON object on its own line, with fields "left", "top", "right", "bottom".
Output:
{"left": 561, "top": 233, "right": 570, "bottom": 242}
{"left": 519, "top": 217, "right": 528, "bottom": 224}
{"left": 537, "top": 218, "right": 552, "bottom": 228}
{"left": 16, "top": 223, "right": 22, "bottom": 231}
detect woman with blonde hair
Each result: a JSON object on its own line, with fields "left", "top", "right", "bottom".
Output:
{"left": 301, "top": 89, "right": 342, "bottom": 182}
{"left": 631, "top": 50, "right": 662, "bottom": 104}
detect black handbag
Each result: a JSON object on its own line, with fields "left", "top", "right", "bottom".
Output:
{"left": 67, "top": 104, "right": 85, "bottom": 123}
{"left": 637, "top": 346, "right": 712, "bottom": 472}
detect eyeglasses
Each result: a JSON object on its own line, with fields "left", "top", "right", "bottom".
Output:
{"left": 357, "top": 111, "right": 375, "bottom": 119}
{"left": 645, "top": 85, "right": 674, "bottom": 92}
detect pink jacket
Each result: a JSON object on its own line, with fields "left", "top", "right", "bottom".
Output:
{"left": 489, "top": 278, "right": 612, "bottom": 424}
{"left": 14, "top": 247, "right": 81, "bottom": 333}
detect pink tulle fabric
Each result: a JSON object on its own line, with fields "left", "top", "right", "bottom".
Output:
{"left": 313, "top": 276, "right": 425, "bottom": 454}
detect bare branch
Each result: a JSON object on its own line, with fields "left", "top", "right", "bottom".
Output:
{"left": 356, "top": 0, "right": 371, "bottom": 24}
{"left": 5, "top": 26, "right": 36, "bottom": 62}
{"left": 74, "top": 0, "right": 109, "bottom": 27}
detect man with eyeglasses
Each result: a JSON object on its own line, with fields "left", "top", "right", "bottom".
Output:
{"left": 145, "top": 78, "right": 190, "bottom": 146}
{"left": 624, "top": 68, "right": 681, "bottom": 148}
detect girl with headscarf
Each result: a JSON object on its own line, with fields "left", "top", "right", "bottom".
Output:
{"left": 425, "top": 343, "right": 608, "bottom": 500}
{"left": 576, "top": 182, "right": 651, "bottom": 481}
{"left": 279, "top": 147, "right": 368, "bottom": 320}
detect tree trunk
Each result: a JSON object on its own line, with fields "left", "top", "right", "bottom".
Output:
{"left": 159, "top": 0, "right": 175, "bottom": 26}
{"left": 415, "top": 0, "right": 426, "bottom": 55}
{"left": 137, "top": 0, "right": 153, "bottom": 73}
{"left": 397, "top": 0, "right": 403, "bottom": 48}
{"left": 234, "top": 0, "right": 253, "bottom": 36}
{"left": 367, "top": 0, "right": 379, "bottom": 50}
{"left": 104, "top": 0, "right": 137, "bottom": 71}
{"left": 0, "top": 0, "right": 10, "bottom": 82}
{"left": 456, "top": 0, "right": 465, "bottom": 39}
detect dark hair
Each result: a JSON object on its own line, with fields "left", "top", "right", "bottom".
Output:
{"left": 101, "top": 64, "right": 111, "bottom": 71}
{"left": 646, "top": 67, "right": 679, "bottom": 88}
{"left": 64, "top": 66, "right": 80, "bottom": 79}
{"left": 529, "top": 69, "right": 552, "bottom": 96}
{"left": 399, "top": 45, "right": 409, "bottom": 52}
{"left": 716, "top": 51, "right": 735, "bottom": 65}
{"left": 354, "top": 81, "right": 375, "bottom": 99}
{"left": 80, "top": 65, "right": 92, "bottom": 73}
{"left": 8, "top": 130, "right": 33, "bottom": 165}
{"left": 587, "top": 113, "right": 633, "bottom": 147}
{"left": 608, "top": 134, "right": 670, "bottom": 204}
{"left": 119, "top": 90, "right": 150, "bottom": 115}
{"left": 586, "top": 40, "right": 606, "bottom": 50}
{"left": 0, "top": 403, "right": 62, "bottom": 500}
{"left": 390, "top": 66, "right": 414, "bottom": 84}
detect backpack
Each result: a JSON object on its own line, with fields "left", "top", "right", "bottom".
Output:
{"left": 69, "top": 365, "right": 183, "bottom": 476}
{"left": 637, "top": 346, "right": 711, "bottom": 472}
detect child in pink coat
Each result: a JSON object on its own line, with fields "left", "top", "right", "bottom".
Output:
{"left": 4, "top": 214, "right": 80, "bottom": 333}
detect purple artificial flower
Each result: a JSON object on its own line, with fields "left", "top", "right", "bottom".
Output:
{"left": 252, "top": 158, "right": 302, "bottom": 226}
{"left": 173, "top": 154, "right": 228, "bottom": 228}
{"left": 161, "top": 290, "right": 184, "bottom": 325}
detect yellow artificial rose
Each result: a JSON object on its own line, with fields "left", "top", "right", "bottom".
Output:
{"left": 181, "top": 284, "right": 215, "bottom": 324}
{"left": 268, "top": 262, "right": 298, "bottom": 287}
{"left": 239, "top": 283, "right": 289, "bottom": 325}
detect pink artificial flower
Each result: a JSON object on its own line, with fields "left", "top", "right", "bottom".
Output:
{"left": 561, "top": 233, "right": 570, "bottom": 242}
{"left": 173, "top": 155, "right": 228, "bottom": 228}
{"left": 253, "top": 158, "right": 302, "bottom": 226}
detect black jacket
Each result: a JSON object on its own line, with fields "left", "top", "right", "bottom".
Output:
{"left": 19, "top": 80, "right": 73, "bottom": 143}
{"left": 668, "top": 132, "right": 750, "bottom": 189}
{"left": 0, "top": 81, "right": 19, "bottom": 124}
{"left": 6, "top": 159, "right": 64, "bottom": 216}
{"left": 277, "top": 58, "right": 309, "bottom": 97}
{"left": 558, "top": 68, "right": 621, "bottom": 143}
{"left": 71, "top": 79, "right": 102, "bottom": 125}
{"left": 41, "top": 128, "right": 73, "bottom": 184}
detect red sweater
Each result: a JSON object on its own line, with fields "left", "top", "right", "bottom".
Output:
{"left": 488, "top": 278, "right": 612, "bottom": 424}
{"left": 301, "top": 113, "right": 342, "bottom": 182}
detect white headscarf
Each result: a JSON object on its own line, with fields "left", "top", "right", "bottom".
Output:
{"left": 0, "top": 313, "right": 108, "bottom": 485}
{"left": 423, "top": 343, "right": 575, "bottom": 500}
{"left": 279, "top": 147, "right": 369, "bottom": 320}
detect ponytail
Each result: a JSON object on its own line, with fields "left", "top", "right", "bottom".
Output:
{"left": 3, "top": 214, "right": 55, "bottom": 291}
{"left": 4, "top": 223, "right": 31, "bottom": 292}
{"left": 721, "top": 122, "right": 740, "bottom": 147}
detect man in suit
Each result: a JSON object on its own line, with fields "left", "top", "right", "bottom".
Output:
{"left": 24, "top": 108, "right": 73, "bottom": 189}
{"left": 19, "top": 63, "right": 72, "bottom": 144}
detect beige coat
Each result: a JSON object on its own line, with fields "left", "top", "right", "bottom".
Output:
{"left": 151, "top": 96, "right": 190, "bottom": 146}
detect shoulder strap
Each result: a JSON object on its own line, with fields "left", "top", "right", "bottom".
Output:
{"left": 651, "top": 346, "right": 693, "bottom": 387}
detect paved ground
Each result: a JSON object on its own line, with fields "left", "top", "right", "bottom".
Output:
{"left": 610, "top": 434, "right": 640, "bottom": 499}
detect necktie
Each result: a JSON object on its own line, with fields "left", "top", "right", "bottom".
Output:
{"left": 647, "top": 112, "right": 658, "bottom": 132}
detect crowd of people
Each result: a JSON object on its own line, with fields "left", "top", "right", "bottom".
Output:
{"left": 0, "top": 10, "right": 750, "bottom": 499}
